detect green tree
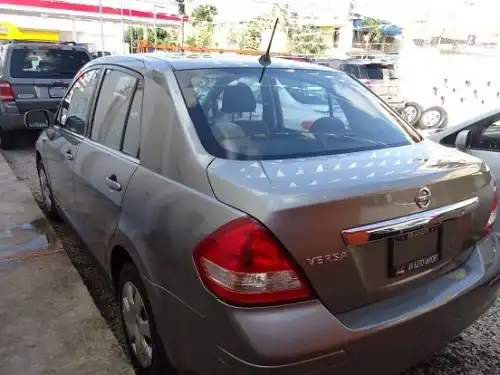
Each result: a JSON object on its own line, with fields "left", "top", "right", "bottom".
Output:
{"left": 291, "top": 25, "right": 327, "bottom": 54}
{"left": 361, "top": 17, "right": 383, "bottom": 50}
{"left": 190, "top": 4, "right": 217, "bottom": 27}
{"left": 124, "top": 26, "right": 179, "bottom": 52}
{"left": 187, "top": 4, "right": 218, "bottom": 48}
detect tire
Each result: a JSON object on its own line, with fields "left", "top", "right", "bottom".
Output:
{"left": 118, "top": 263, "right": 174, "bottom": 375}
{"left": 0, "top": 131, "right": 17, "bottom": 150}
{"left": 419, "top": 106, "right": 448, "bottom": 129}
{"left": 37, "top": 162, "right": 60, "bottom": 220}
{"left": 400, "top": 102, "right": 423, "bottom": 126}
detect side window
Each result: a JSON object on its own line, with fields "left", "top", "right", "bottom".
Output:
{"left": 122, "top": 88, "right": 143, "bottom": 157}
{"left": 91, "top": 69, "right": 137, "bottom": 150}
{"left": 471, "top": 119, "right": 500, "bottom": 150}
{"left": 59, "top": 69, "right": 100, "bottom": 135}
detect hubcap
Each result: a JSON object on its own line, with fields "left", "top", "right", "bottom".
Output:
{"left": 39, "top": 168, "right": 52, "bottom": 211}
{"left": 421, "top": 110, "right": 441, "bottom": 128}
{"left": 402, "top": 106, "right": 418, "bottom": 122}
{"left": 122, "top": 281, "right": 153, "bottom": 368}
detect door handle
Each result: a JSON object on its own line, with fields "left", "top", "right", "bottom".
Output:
{"left": 64, "top": 151, "right": 73, "bottom": 161}
{"left": 105, "top": 175, "right": 122, "bottom": 192}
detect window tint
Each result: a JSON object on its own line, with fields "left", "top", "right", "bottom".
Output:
{"left": 91, "top": 69, "right": 137, "bottom": 150}
{"left": 60, "top": 69, "right": 100, "bottom": 135}
{"left": 363, "top": 64, "right": 397, "bottom": 80}
{"left": 175, "top": 68, "right": 421, "bottom": 161}
{"left": 471, "top": 119, "right": 500, "bottom": 150}
{"left": 122, "top": 88, "right": 143, "bottom": 157}
{"left": 276, "top": 77, "right": 348, "bottom": 130}
{"left": 10, "top": 47, "right": 90, "bottom": 79}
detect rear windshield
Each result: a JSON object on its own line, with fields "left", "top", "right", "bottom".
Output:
{"left": 175, "top": 68, "right": 420, "bottom": 160}
{"left": 362, "top": 63, "right": 397, "bottom": 80}
{"left": 9, "top": 47, "right": 90, "bottom": 79}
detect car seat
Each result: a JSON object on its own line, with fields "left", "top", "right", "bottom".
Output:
{"left": 220, "top": 83, "right": 268, "bottom": 136}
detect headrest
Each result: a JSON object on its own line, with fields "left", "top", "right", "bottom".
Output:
{"left": 220, "top": 83, "right": 257, "bottom": 114}
{"left": 310, "top": 117, "right": 348, "bottom": 135}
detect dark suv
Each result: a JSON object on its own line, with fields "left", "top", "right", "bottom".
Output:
{"left": 0, "top": 41, "right": 91, "bottom": 149}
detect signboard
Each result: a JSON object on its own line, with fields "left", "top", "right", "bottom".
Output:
{"left": 0, "top": 25, "right": 8, "bottom": 34}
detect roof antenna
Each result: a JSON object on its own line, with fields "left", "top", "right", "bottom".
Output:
{"left": 258, "top": 17, "right": 279, "bottom": 84}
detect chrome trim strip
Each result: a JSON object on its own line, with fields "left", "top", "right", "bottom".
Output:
{"left": 342, "top": 197, "right": 479, "bottom": 245}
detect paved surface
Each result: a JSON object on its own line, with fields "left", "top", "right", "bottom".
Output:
{"left": 2, "top": 145, "right": 500, "bottom": 375}
{"left": 0, "top": 149, "right": 134, "bottom": 375}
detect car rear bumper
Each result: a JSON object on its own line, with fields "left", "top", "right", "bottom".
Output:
{"left": 213, "top": 233, "right": 500, "bottom": 375}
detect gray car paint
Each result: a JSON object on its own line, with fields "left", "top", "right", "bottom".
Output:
{"left": 34, "top": 54, "right": 500, "bottom": 375}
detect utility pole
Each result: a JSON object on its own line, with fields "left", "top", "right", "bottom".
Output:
{"left": 176, "top": 0, "right": 186, "bottom": 47}
{"left": 99, "top": 0, "right": 104, "bottom": 54}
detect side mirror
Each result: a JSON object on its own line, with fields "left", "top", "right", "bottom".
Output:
{"left": 455, "top": 129, "right": 472, "bottom": 150}
{"left": 24, "top": 109, "right": 53, "bottom": 129}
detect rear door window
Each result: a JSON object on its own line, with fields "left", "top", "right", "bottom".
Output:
{"left": 90, "top": 69, "right": 137, "bottom": 151}
{"left": 9, "top": 47, "right": 90, "bottom": 79}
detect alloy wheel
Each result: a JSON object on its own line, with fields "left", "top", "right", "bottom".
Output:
{"left": 420, "top": 110, "right": 441, "bottom": 128}
{"left": 401, "top": 106, "right": 418, "bottom": 123}
{"left": 122, "top": 281, "right": 153, "bottom": 368}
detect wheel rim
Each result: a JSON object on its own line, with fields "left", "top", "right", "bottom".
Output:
{"left": 122, "top": 281, "right": 153, "bottom": 368}
{"left": 402, "top": 106, "right": 417, "bottom": 122}
{"left": 39, "top": 168, "right": 53, "bottom": 211}
{"left": 421, "top": 110, "right": 441, "bottom": 128}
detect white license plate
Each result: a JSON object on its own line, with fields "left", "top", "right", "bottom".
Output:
{"left": 49, "top": 87, "right": 66, "bottom": 98}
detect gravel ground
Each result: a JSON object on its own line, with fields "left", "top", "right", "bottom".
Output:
{"left": 2, "top": 144, "right": 500, "bottom": 375}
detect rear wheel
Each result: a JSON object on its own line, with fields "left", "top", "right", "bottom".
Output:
{"left": 118, "top": 263, "right": 174, "bottom": 375}
{"left": 400, "top": 102, "right": 423, "bottom": 126}
{"left": 37, "top": 162, "right": 60, "bottom": 220}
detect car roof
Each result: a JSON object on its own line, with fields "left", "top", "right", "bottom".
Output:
{"left": 5, "top": 42, "right": 90, "bottom": 52}
{"left": 88, "top": 53, "right": 334, "bottom": 72}
{"left": 343, "top": 59, "right": 391, "bottom": 65}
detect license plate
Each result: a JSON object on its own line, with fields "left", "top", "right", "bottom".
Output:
{"left": 49, "top": 86, "right": 66, "bottom": 98}
{"left": 388, "top": 226, "right": 440, "bottom": 277}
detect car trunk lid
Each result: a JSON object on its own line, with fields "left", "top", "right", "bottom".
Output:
{"left": 207, "top": 140, "right": 493, "bottom": 313}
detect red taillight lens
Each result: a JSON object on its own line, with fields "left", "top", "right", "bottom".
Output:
{"left": 0, "top": 81, "right": 14, "bottom": 102}
{"left": 360, "top": 79, "right": 372, "bottom": 87}
{"left": 193, "top": 217, "right": 312, "bottom": 306}
{"left": 483, "top": 180, "right": 498, "bottom": 236}
{"left": 301, "top": 120, "right": 314, "bottom": 130}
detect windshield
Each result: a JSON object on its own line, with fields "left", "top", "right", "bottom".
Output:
{"left": 10, "top": 47, "right": 90, "bottom": 79}
{"left": 175, "top": 68, "right": 420, "bottom": 160}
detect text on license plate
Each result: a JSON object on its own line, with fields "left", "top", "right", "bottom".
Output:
{"left": 389, "top": 226, "right": 440, "bottom": 277}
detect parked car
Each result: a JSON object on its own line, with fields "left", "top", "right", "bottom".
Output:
{"left": 0, "top": 41, "right": 91, "bottom": 149}
{"left": 427, "top": 108, "right": 500, "bottom": 179}
{"left": 328, "top": 59, "right": 406, "bottom": 113}
{"left": 26, "top": 55, "right": 500, "bottom": 375}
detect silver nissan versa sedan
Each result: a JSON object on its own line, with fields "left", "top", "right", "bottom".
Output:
{"left": 25, "top": 54, "right": 500, "bottom": 375}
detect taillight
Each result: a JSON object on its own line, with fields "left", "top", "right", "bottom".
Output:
{"left": 193, "top": 217, "right": 312, "bottom": 306}
{"left": 360, "top": 79, "right": 372, "bottom": 87}
{"left": 0, "top": 81, "right": 14, "bottom": 102}
{"left": 483, "top": 180, "right": 498, "bottom": 236}
{"left": 301, "top": 120, "right": 314, "bottom": 130}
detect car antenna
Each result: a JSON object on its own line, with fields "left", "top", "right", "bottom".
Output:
{"left": 258, "top": 17, "right": 279, "bottom": 84}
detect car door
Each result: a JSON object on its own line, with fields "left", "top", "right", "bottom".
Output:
{"left": 439, "top": 114, "right": 500, "bottom": 232}
{"left": 44, "top": 68, "right": 101, "bottom": 220}
{"left": 72, "top": 67, "right": 142, "bottom": 265}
